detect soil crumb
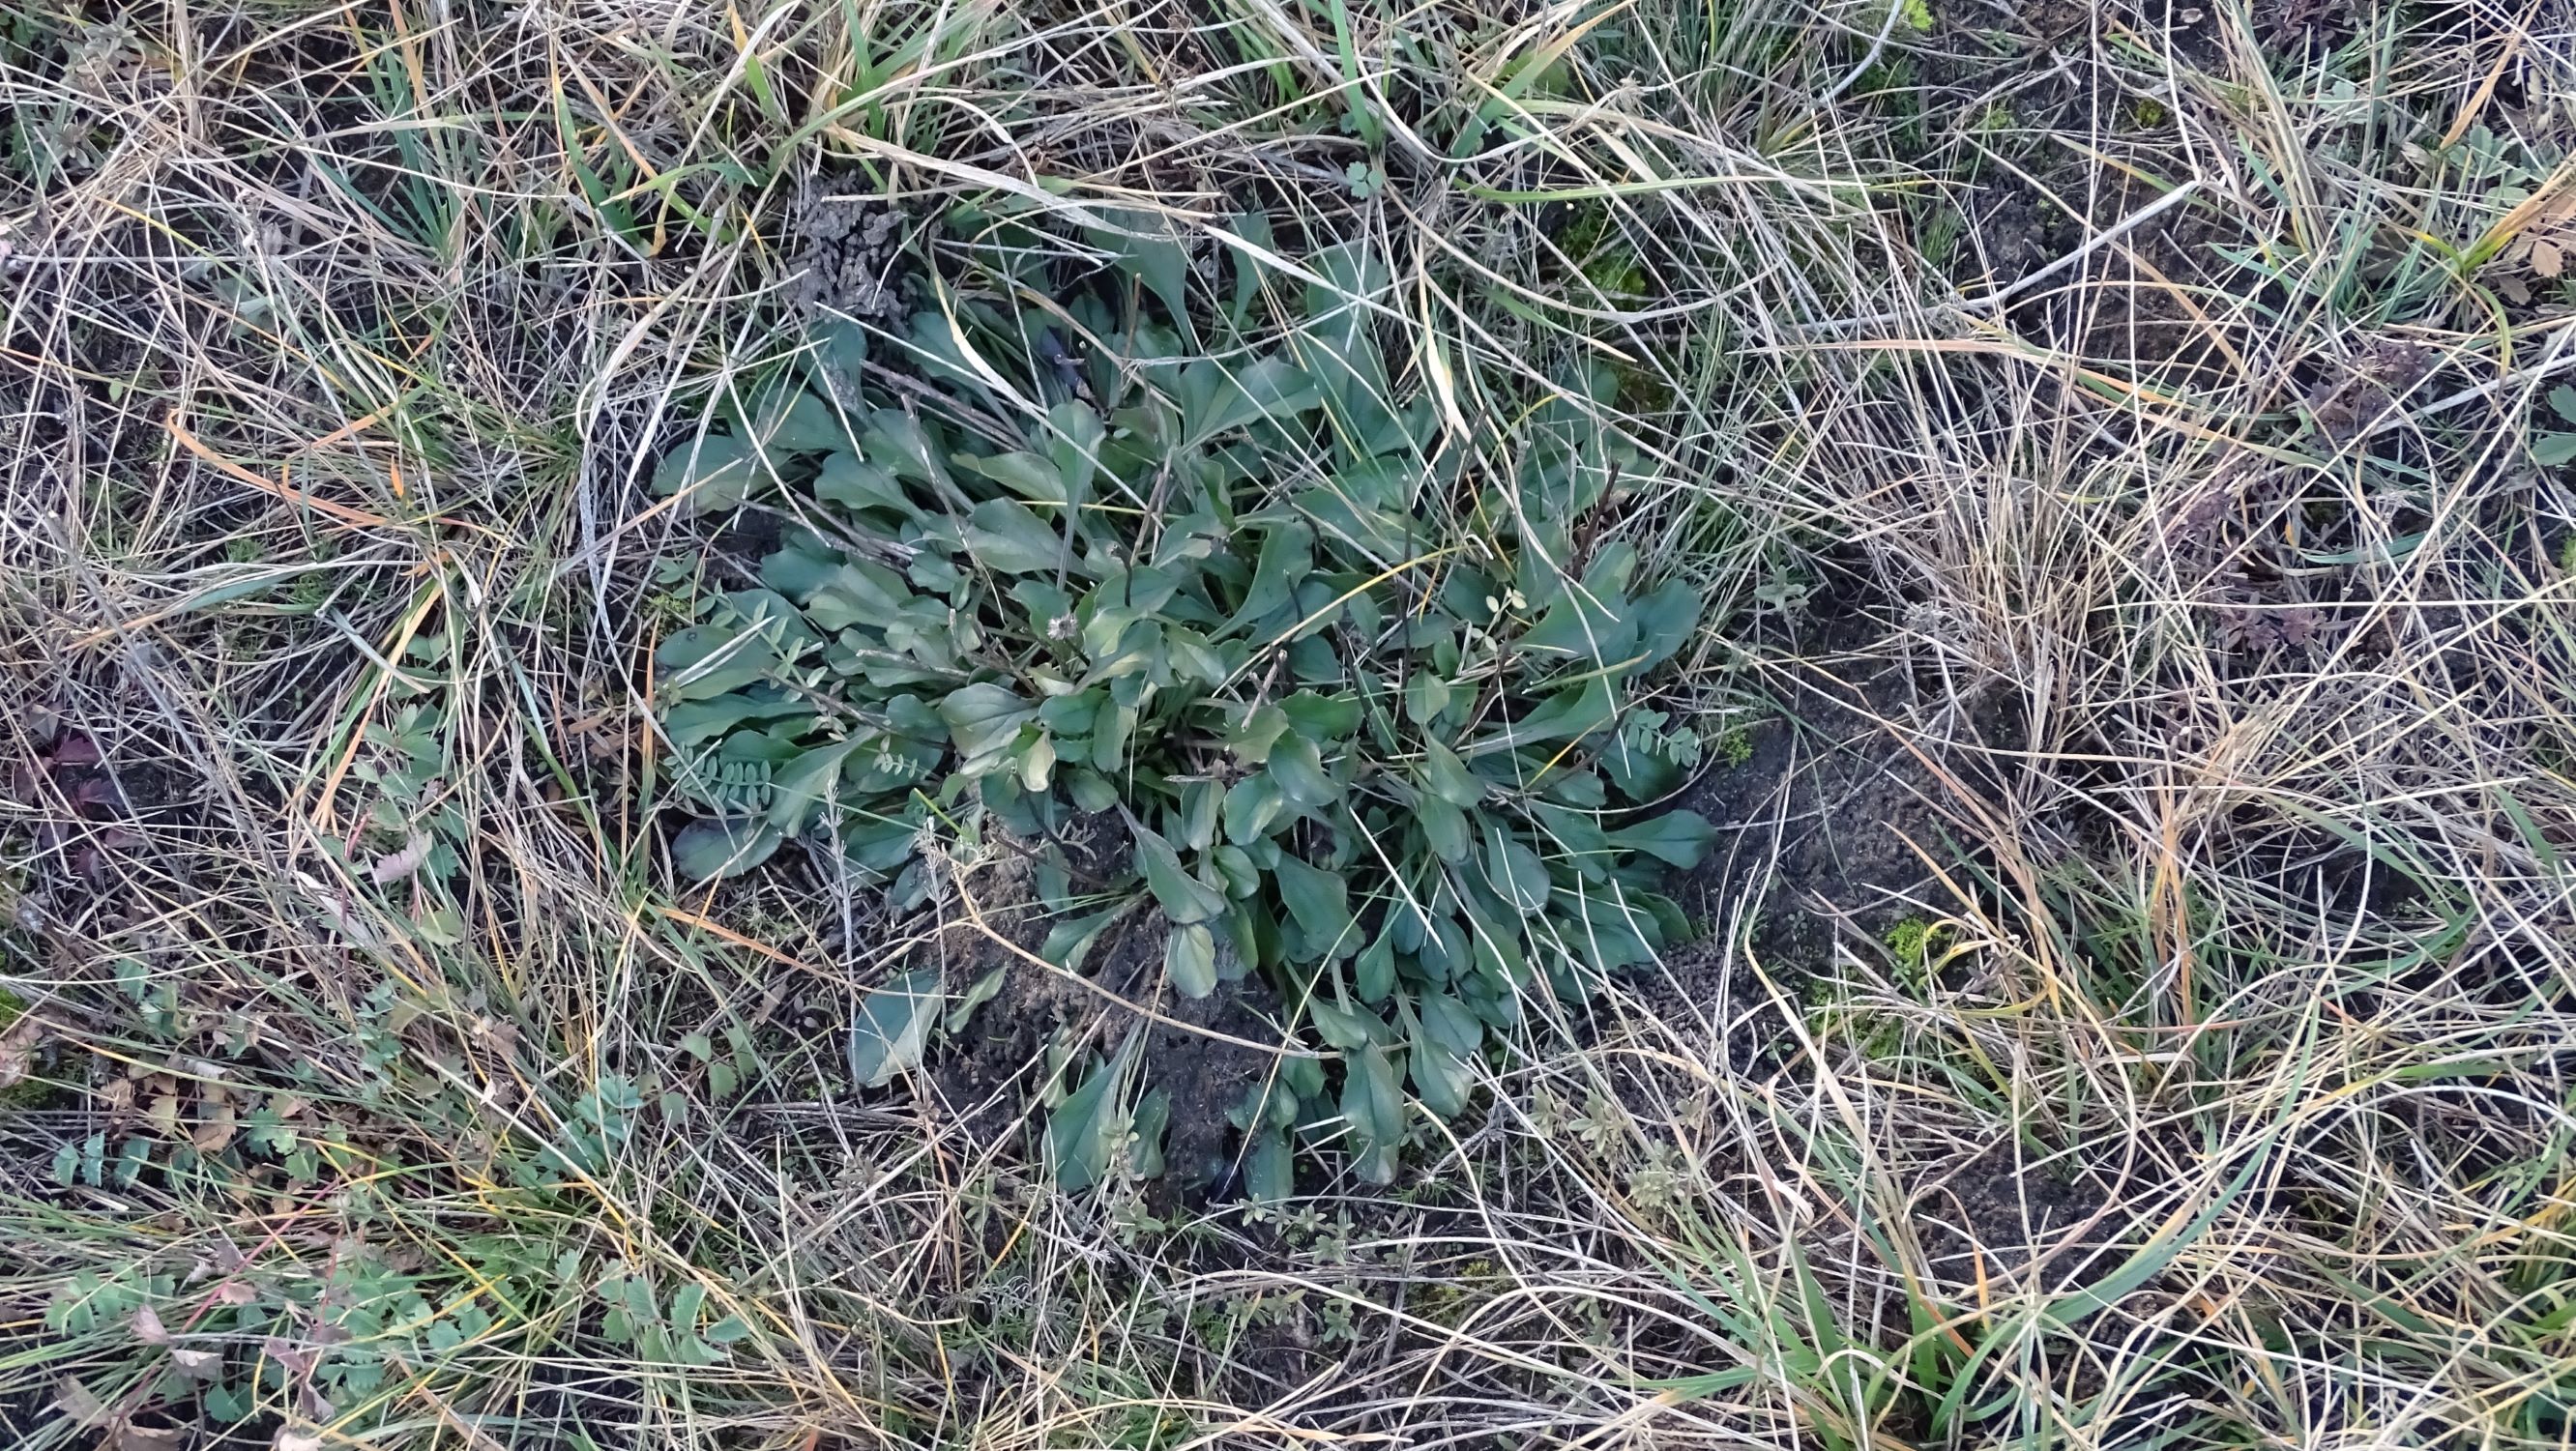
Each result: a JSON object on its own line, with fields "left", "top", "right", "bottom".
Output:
{"left": 789, "top": 185, "right": 911, "bottom": 333}
{"left": 1645, "top": 593, "right": 2017, "bottom": 1059}
{"left": 1912, "top": 1142, "right": 2112, "bottom": 1292}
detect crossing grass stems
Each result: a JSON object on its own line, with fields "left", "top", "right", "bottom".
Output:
{"left": 2, "top": 2, "right": 2574, "bottom": 1448}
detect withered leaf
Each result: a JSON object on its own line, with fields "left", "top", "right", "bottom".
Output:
{"left": 50, "top": 1377, "right": 108, "bottom": 1425}
{"left": 192, "top": 1101, "right": 238, "bottom": 1153}
{"left": 368, "top": 831, "right": 434, "bottom": 886}
{"left": 0, "top": 1014, "right": 41, "bottom": 1088}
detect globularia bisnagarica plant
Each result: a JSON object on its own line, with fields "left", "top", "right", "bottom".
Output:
{"left": 653, "top": 200, "right": 1713, "bottom": 1196}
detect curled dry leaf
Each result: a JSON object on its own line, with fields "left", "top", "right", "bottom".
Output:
{"left": 72, "top": 772, "right": 128, "bottom": 814}
{"left": 50, "top": 731, "right": 102, "bottom": 769}
{"left": 369, "top": 831, "right": 434, "bottom": 885}
{"left": 192, "top": 1100, "right": 238, "bottom": 1153}
{"left": 296, "top": 871, "right": 382, "bottom": 946}
{"left": 2304, "top": 338, "right": 2438, "bottom": 443}
{"left": 2215, "top": 603, "right": 2325, "bottom": 653}
{"left": 50, "top": 1377, "right": 109, "bottom": 1425}
{"left": 0, "top": 1012, "right": 42, "bottom": 1088}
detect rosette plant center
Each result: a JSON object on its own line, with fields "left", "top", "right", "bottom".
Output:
{"left": 653, "top": 204, "right": 1715, "bottom": 1192}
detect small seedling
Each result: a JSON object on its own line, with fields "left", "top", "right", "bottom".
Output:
{"left": 1718, "top": 726, "right": 1756, "bottom": 769}
{"left": 1884, "top": 917, "right": 1945, "bottom": 985}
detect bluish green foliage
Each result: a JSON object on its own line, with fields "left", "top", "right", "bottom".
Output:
{"left": 653, "top": 200, "right": 1714, "bottom": 1191}
{"left": 2535, "top": 385, "right": 2576, "bottom": 467}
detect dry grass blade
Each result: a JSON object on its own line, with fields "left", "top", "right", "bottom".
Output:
{"left": 5, "top": 2, "right": 2575, "bottom": 1449}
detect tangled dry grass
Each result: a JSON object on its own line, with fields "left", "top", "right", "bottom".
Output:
{"left": 5, "top": 1, "right": 2576, "bottom": 1447}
